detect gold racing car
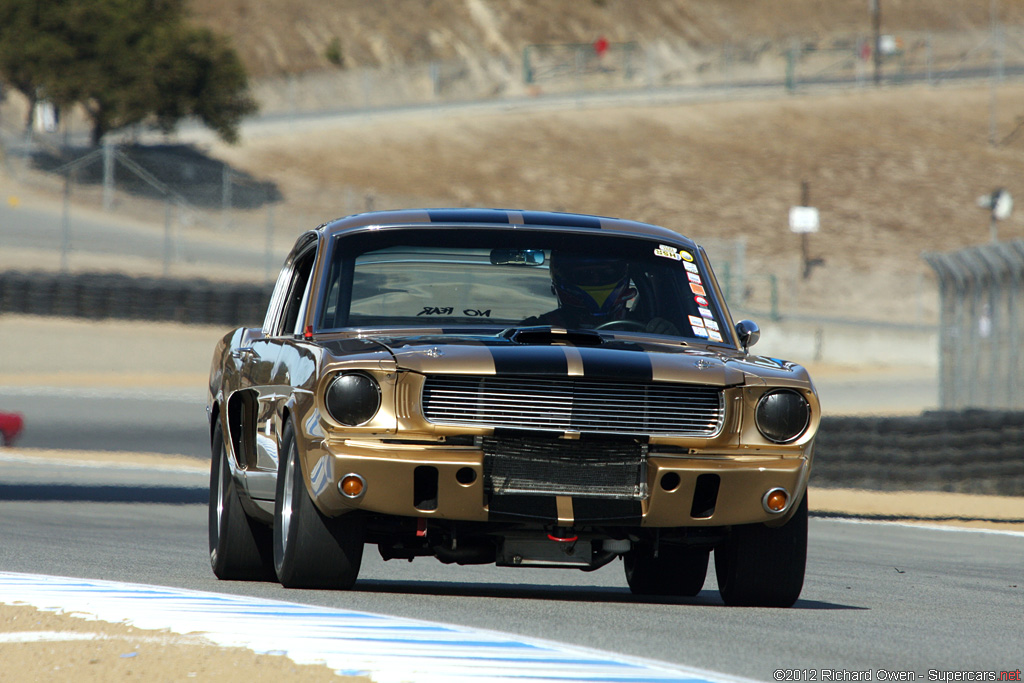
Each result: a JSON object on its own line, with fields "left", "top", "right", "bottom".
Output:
{"left": 207, "top": 209, "right": 819, "bottom": 607}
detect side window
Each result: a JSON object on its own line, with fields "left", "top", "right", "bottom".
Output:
{"left": 277, "top": 248, "right": 316, "bottom": 337}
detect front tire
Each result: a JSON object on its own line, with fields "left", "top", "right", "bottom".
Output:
{"left": 714, "top": 493, "right": 808, "bottom": 607}
{"left": 273, "top": 421, "right": 364, "bottom": 589}
{"left": 209, "top": 422, "right": 274, "bottom": 581}
{"left": 624, "top": 544, "right": 709, "bottom": 597}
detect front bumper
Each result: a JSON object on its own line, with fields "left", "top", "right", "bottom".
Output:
{"left": 305, "top": 440, "right": 812, "bottom": 528}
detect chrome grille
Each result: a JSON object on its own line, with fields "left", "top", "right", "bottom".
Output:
{"left": 421, "top": 375, "right": 724, "bottom": 436}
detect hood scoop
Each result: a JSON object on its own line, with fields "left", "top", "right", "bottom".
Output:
{"left": 503, "top": 326, "right": 604, "bottom": 346}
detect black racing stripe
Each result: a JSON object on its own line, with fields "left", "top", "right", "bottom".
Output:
{"left": 427, "top": 209, "right": 510, "bottom": 224}
{"left": 571, "top": 497, "right": 642, "bottom": 524}
{"left": 520, "top": 211, "right": 602, "bottom": 229}
{"left": 488, "top": 494, "right": 558, "bottom": 522}
{"left": 490, "top": 345, "right": 568, "bottom": 375}
{"left": 578, "top": 347, "right": 653, "bottom": 381}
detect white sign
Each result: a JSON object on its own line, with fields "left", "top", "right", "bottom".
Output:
{"left": 789, "top": 206, "right": 820, "bottom": 234}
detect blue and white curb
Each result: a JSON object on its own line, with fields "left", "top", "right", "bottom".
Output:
{"left": 0, "top": 572, "right": 748, "bottom": 683}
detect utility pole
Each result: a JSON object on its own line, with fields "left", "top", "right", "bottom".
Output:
{"left": 871, "top": 0, "right": 882, "bottom": 86}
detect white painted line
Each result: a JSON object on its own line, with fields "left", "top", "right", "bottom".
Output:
{"left": 0, "top": 572, "right": 752, "bottom": 683}
{"left": 819, "top": 516, "right": 1024, "bottom": 538}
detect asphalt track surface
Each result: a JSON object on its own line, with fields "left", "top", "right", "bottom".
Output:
{"left": 0, "top": 455, "right": 1021, "bottom": 680}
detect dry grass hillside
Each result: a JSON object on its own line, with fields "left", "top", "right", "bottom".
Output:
{"left": 175, "top": 1, "right": 1024, "bottom": 323}
{"left": 188, "top": 0, "right": 1024, "bottom": 77}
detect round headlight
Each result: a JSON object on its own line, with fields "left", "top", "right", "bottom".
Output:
{"left": 755, "top": 389, "right": 810, "bottom": 443}
{"left": 325, "top": 373, "right": 381, "bottom": 426}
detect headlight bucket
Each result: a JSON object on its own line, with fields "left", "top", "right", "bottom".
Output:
{"left": 755, "top": 389, "right": 811, "bottom": 443}
{"left": 325, "top": 372, "right": 382, "bottom": 426}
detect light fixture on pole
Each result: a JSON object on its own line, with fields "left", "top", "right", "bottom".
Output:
{"left": 976, "top": 187, "right": 1013, "bottom": 242}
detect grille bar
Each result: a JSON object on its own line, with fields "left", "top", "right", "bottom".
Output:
{"left": 422, "top": 375, "right": 724, "bottom": 436}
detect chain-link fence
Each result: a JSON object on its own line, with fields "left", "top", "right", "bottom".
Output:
{"left": 924, "top": 240, "right": 1024, "bottom": 410}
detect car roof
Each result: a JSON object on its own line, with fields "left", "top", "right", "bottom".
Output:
{"left": 316, "top": 208, "right": 696, "bottom": 246}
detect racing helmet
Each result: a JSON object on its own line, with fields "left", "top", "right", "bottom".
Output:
{"left": 549, "top": 251, "right": 632, "bottom": 320}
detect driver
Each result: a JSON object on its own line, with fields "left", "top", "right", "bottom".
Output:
{"left": 524, "top": 251, "right": 636, "bottom": 329}
{"left": 523, "top": 251, "right": 681, "bottom": 335}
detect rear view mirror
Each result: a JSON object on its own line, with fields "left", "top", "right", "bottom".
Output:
{"left": 490, "top": 249, "right": 545, "bottom": 266}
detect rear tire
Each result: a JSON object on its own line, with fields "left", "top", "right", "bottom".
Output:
{"left": 715, "top": 493, "right": 807, "bottom": 607}
{"left": 624, "top": 543, "right": 709, "bottom": 597}
{"left": 273, "top": 422, "right": 364, "bottom": 589}
{"left": 208, "top": 422, "right": 274, "bottom": 581}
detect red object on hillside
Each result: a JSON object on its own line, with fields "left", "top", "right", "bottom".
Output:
{"left": 0, "top": 412, "right": 24, "bottom": 446}
{"left": 594, "top": 36, "right": 609, "bottom": 58}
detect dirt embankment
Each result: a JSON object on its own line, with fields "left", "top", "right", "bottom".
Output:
{"left": 189, "top": 0, "right": 1024, "bottom": 78}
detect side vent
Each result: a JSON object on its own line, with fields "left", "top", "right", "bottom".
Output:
{"left": 690, "top": 473, "right": 721, "bottom": 519}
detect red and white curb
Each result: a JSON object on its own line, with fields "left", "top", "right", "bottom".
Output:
{"left": 0, "top": 572, "right": 750, "bottom": 683}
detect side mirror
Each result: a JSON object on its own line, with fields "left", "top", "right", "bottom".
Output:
{"left": 735, "top": 319, "right": 760, "bottom": 351}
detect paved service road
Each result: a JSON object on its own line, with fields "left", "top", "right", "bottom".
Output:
{"left": 0, "top": 386, "right": 208, "bottom": 456}
{"left": 0, "top": 456, "right": 1020, "bottom": 680}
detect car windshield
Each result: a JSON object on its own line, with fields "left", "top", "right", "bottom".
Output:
{"left": 317, "top": 228, "right": 730, "bottom": 344}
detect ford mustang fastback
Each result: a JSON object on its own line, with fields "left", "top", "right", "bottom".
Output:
{"left": 207, "top": 208, "right": 819, "bottom": 607}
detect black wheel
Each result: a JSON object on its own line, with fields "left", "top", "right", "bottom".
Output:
{"left": 208, "top": 422, "right": 274, "bottom": 581}
{"left": 624, "top": 543, "right": 709, "bottom": 597}
{"left": 714, "top": 492, "right": 807, "bottom": 607}
{"left": 273, "top": 421, "right": 364, "bottom": 589}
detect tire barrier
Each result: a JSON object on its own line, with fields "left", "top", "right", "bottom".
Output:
{"left": 814, "top": 410, "right": 1024, "bottom": 496}
{"left": 0, "top": 270, "right": 272, "bottom": 327}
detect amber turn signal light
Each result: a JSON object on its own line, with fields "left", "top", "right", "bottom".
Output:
{"left": 339, "top": 474, "right": 366, "bottom": 498}
{"left": 762, "top": 488, "right": 789, "bottom": 513}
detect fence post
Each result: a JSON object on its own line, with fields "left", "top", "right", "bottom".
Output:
{"left": 102, "top": 140, "right": 115, "bottom": 212}
{"left": 163, "top": 197, "right": 172, "bottom": 277}
{"left": 221, "top": 164, "right": 232, "bottom": 230}
{"left": 61, "top": 171, "right": 71, "bottom": 273}
{"left": 769, "top": 274, "right": 780, "bottom": 321}
{"left": 786, "top": 40, "right": 799, "bottom": 91}
{"left": 265, "top": 203, "right": 275, "bottom": 284}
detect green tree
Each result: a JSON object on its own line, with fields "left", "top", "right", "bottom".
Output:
{"left": 0, "top": 0, "right": 256, "bottom": 145}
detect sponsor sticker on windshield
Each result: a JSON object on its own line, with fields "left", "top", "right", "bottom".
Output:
{"left": 708, "top": 330, "right": 724, "bottom": 342}
{"left": 687, "top": 272, "right": 702, "bottom": 285}
{"left": 684, "top": 261, "right": 699, "bottom": 274}
{"left": 690, "top": 283, "right": 706, "bottom": 296}
{"left": 688, "top": 315, "right": 706, "bottom": 328}
{"left": 654, "top": 244, "right": 683, "bottom": 261}
{"left": 692, "top": 326, "right": 710, "bottom": 338}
